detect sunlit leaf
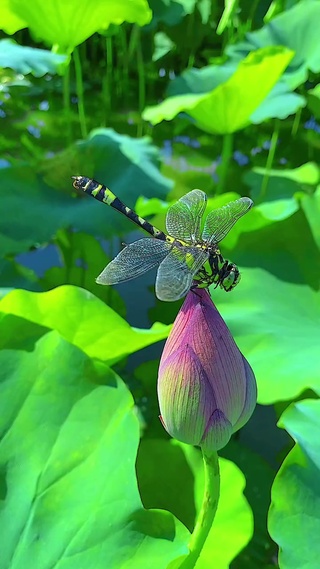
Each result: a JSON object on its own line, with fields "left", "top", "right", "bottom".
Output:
{"left": 0, "top": 326, "right": 188, "bottom": 568}
{"left": 212, "top": 268, "right": 320, "bottom": 405}
{"left": 252, "top": 162, "right": 320, "bottom": 186}
{"left": 269, "top": 399, "right": 320, "bottom": 569}
{"left": 0, "top": 0, "right": 26, "bottom": 34}
{"left": 243, "top": 164, "right": 319, "bottom": 223}
{"left": 135, "top": 196, "right": 169, "bottom": 217}
{"left": 263, "top": 0, "right": 287, "bottom": 22}
{"left": 9, "top": 0, "right": 152, "bottom": 51}
{"left": 0, "top": 286, "right": 172, "bottom": 364}
{"left": 143, "top": 47, "right": 294, "bottom": 134}
{"left": 0, "top": 39, "right": 68, "bottom": 76}
{"left": 167, "top": 62, "right": 305, "bottom": 123}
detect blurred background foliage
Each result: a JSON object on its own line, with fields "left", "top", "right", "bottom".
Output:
{"left": 0, "top": 0, "right": 319, "bottom": 568}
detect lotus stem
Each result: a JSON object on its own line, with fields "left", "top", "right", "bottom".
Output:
{"left": 260, "top": 119, "right": 280, "bottom": 200}
{"left": 217, "top": 132, "right": 233, "bottom": 194}
{"left": 73, "top": 46, "right": 88, "bottom": 139}
{"left": 179, "top": 451, "right": 220, "bottom": 569}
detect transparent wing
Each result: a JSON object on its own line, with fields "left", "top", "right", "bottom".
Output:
{"left": 155, "top": 243, "right": 209, "bottom": 302}
{"left": 202, "top": 197, "right": 253, "bottom": 244}
{"left": 166, "top": 189, "right": 207, "bottom": 243}
{"left": 96, "top": 238, "right": 171, "bottom": 285}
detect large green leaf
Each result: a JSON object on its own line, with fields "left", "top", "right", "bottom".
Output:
{"left": 0, "top": 0, "right": 26, "bottom": 34}
{"left": 0, "top": 313, "right": 49, "bottom": 350}
{"left": 236, "top": 208, "right": 320, "bottom": 288}
{"left": 137, "top": 439, "right": 197, "bottom": 532}
{"left": 136, "top": 188, "right": 297, "bottom": 255}
{"left": 226, "top": 0, "right": 320, "bottom": 75}
{"left": 0, "top": 286, "right": 171, "bottom": 364}
{"left": 212, "top": 268, "right": 320, "bottom": 405}
{"left": 165, "top": 64, "right": 235, "bottom": 97}
{"left": 239, "top": 169, "right": 320, "bottom": 288}
{"left": 137, "top": 439, "right": 253, "bottom": 568}
{"left": 297, "top": 186, "right": 320, "bottom": 251}
{"left": 0, "top": 128, "right": 172, "bottom": 256}
{"left": 166, "top": 63, "right": 305, "bottom": 123}
{"left": 251, "top": 162, "right": 320, "bottom": 188}
{"left": 243, "top": 163, "right": 320, "bottom": 217}
{"left": 143, "top": 47, "right": 294, "bottom": 134}
{"left": 250, "top": 81, "right": 306, "bottom": 123}
{"left": 0, "top": 326, "right": 188, "bottom": 569}
{"left": 268, "top": 399, "right": 320, "bottom": 569}
{"left": 9, "top": 0, "right": 152, "bottom": 52}
{"left": 0, "top": 39, "right": 68, "bottom": 76}
{"left": 221, "top": 441, "right": 277, "bottom": 569}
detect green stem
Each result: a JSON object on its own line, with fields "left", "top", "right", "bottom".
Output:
{"left": 62, "top": 62, "right": 71, "bottom": 144}
{"left": 55, "top": 228, "right": 72, "bottom": 283}
{"left": 248, "top": 0, "right": 260, "bottom": 31}
{"left": 135, "top": 26, "right": 145, "bottom": 137}
{"left": 119, "top": 26, "right": 129, "bottom": 108}
{"left": 105, "top": 35, "right": 113, "bottom": 120}
{"left": 217, "top": 132, "right": 233, "bottom": 194}
{"left": 259, "top": 119, "right": 280, "bottom": 200}
{"left": 291, "top": 107, "right": 301, "bottom": 137}
{"left": 180, "top": 451, "right": 220, "bottom": 569}
{"left": 73, "top": 46, "right": 87, "bottom": 139}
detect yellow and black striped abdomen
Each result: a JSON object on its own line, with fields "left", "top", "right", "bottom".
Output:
{"left": 72, "top": 176, "right": 170, "bottom": 242}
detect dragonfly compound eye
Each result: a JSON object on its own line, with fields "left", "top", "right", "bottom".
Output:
{"left": 221, "top": 265, "right": 241, "bottom": 292}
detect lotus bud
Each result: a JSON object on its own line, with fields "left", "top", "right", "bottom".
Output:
{"left": 157, "top": 288, "right": 257, "bottom": 452}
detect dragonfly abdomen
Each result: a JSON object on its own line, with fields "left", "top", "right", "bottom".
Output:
{"left": 72, "top": 175, "right": 169, "bottom": 242}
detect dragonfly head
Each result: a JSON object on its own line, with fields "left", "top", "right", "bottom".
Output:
{"left": 220, "top": 263, "right": 241, "bottom": 292}
{"left": 72, "top": 175, "right": 91, "bottom": 191}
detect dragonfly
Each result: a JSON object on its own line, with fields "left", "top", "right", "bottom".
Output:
{"left": 72, "top": 176, "right": 253, "bottom": 302}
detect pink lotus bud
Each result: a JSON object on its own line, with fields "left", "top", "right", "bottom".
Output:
{"left": 157, "top": 289, "right": 257, "bottom": 452}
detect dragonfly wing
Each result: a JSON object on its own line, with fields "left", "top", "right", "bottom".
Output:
{"left": 166, "top": 189, "right": 207, "bottom": 243}
{"left": 97, "top": 238, "right": 171, "bottom": 285}
{"left": 155, "top": 243, "right": 209, "bottom": 302}
{"left": 202, "top": 197, "right": 253, "bottom": 244}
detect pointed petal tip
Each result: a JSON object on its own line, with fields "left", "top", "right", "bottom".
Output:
{"left": 201, "top": 409, "right": 233, "bottom": 452}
